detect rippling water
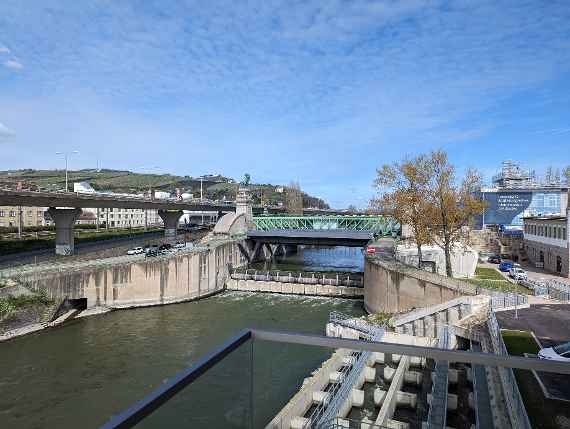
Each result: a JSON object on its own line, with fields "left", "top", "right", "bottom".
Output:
{"left": 251, "top": 246, "right": 365, "bottom": 273}
{"left": 0, "top": 291, "right": 364, "bottom": 429}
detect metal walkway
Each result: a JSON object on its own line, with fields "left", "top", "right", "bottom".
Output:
{"left": 470, "top": 341, "right": 495, "bottom": 429}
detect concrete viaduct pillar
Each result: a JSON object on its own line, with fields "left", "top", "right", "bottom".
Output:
{"left": 47, "top": 207, "right": 82, "bottom": 256}
{"left": 158, "top": 209, "right": 183, "bottom": 237}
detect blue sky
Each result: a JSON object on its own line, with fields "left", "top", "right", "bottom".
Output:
{"left": 1, "top": 0, "right": 569, "bottom": 208}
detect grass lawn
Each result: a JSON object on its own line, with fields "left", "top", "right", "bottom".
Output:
{"left": 501, "top": 329, "right": 570, "bottom": 429}
{"left": 464, "top": 265, "right": 532, "bottom": 295}
{"left": 475, "top": 266, "right": 505, "bottom": 280}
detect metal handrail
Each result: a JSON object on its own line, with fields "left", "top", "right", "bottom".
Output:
{"left": 100, "top": 329, "right": 570, "bottom": 429}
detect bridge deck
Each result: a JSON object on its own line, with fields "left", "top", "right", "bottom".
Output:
{"left": 0, "top": 189, "right": 235, "bottom": 211}
{"left": 246, "top": 229, "right": 372, "bottom": 247}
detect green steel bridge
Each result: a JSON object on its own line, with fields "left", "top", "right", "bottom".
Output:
{"left": 252, "top": 215, "right": 400, "bottom": 236}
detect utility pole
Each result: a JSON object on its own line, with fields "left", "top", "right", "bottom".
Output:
{"left": 200, "top": 177, "right": 204, "bottom": 225}
{"left": 17, "top": 206, "right": 23, "bottom": 238}
{"left": 55, "top": 150, "right": 79, "bottom": 192}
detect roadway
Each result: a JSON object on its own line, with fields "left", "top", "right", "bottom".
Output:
{"left": 0, "top": 189, "right": 236, "bottom": 211}
{"left": 0, "top": 189, "right": 350, "bottom": 214}
{"left": 0, "top": 230, "right": 207, "bottom": 269}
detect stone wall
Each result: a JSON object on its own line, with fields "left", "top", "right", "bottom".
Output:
{"left": 364, "top": 254, "right": 476, "bottom": 314}
{"left": 16, "top": 239, "right": 246, "bottom": 309}
{"left": 226, "top": 278, "right": 363, "bottom": 298}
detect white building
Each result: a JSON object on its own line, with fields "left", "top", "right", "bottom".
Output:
{"left": 73, "top": 182, "right": 163, "bottom": 229}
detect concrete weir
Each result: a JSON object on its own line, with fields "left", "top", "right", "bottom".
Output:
{"left": 226, "top": 278, "right": 364, "bottom": 298}
{"left": 269, "top": 318, "right": 436, "bottom": 429}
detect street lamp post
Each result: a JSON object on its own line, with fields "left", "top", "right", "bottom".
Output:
{"left": 55, "top": 150, "right": 79, "bottom": 192}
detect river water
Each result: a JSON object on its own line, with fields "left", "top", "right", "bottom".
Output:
{"left": 1, "top": 292, "right": 364, "bottom": 428}
{"left": 251, "top": 246, "right": 365, "bottom": 273}
{"left": 1, "top": 246, "right": 365, "bottom": 428}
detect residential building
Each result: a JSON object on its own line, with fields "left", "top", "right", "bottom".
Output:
{"left": 88, "top": 207, "right": 162, "bottom": 229}
{"left": 0, "top": 206, "right": 49, "bottom": 228}
{"left": 523, "top": 209, "right": 569, "bottom": 277}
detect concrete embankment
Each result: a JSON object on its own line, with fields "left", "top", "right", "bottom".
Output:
{"left": 0, "top": 239, "right": 247, "bottom": 341}
{"left": 364, "top": 253, "right": 477, "bottom": 314}
{"left": 226, "top": 278, "right": 364, "bottom": 298}
{"left": 6, "top": 239, "right": 245, "bottom": 309}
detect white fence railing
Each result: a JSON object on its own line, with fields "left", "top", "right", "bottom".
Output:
{"left": 486, "top": 310, "right": 532, "bottom": 429}
{"left": 519, "top": 278, "right": 570, "bottom": 301}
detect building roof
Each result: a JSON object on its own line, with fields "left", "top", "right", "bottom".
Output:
{"left": 523, "top": 214, "right": 567, "bottom": 222}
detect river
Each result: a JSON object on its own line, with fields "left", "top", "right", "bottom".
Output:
{"left": 0, "top": 291, "right": 364, "bottom": 428}
{"left": 250, "top": 245, "right": 365, "bottom": 273}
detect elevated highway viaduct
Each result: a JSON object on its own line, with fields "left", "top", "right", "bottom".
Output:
{"left": 0, "top": 189, "right": 237, "bottom": 255}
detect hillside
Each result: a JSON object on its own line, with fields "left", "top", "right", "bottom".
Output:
{"left": 0, "top": 169, "right": 330, "bottom": 209}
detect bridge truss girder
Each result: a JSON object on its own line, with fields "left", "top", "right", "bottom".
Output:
{"left": 252, "top": 215, "right": 400, "bottom": 236}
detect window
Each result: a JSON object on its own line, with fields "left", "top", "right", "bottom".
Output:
{"left": 0, "top": 210, "right": 4, "bottom": 217}
{"left": 9, "top": 211, "right": 16, "bottom": 217}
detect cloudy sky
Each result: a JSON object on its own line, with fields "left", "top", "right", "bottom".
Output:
{"left": 1, "top": 0, "right": 569, "bottom": 207}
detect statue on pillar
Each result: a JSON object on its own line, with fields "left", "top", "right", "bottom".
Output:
{"left": 237, "top": 174, "right": 254, "bottom": 228}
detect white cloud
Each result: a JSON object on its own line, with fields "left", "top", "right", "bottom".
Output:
{"left": 0, "top": 122, "right": 15, "bottom": 140}
{"left": 0, "top": 46, "right": 9, "bottom": 54}
{"left": 3, "top": 59, "right": 23, "bottom": 70}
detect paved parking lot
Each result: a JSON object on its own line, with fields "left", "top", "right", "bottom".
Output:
{"left": 497, "top": 304, "right": 570, "bottom": 402}
{"left": 496, "top": 304, "right": 570, "bottom": 347}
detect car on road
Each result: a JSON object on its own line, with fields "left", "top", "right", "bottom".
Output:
{"left": 487, "top": 255, "right": 501, "bottom": 264}
{"left": 145, "top": 245, "right": 159, "bottom": 257}
{"left": 509, "top": 267, "right": 527, "bottom": 281}
{"left": 127, "top": 247, "right": 144, "bottom": 255}
{"left": 499, "top": 261, "right": 514, "bottom": 272}
{"left": 174, "top": 242, "right": 186, "bottom": 250}
{"left": 538, "top": 341, "right": 570, "bottom": 362}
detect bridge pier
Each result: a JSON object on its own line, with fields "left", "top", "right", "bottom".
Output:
{"left": 47, "top": 207, "right": 82, "bottom": 256}
{"left": 158, "top": 209, "right": 183, "bottom": 237}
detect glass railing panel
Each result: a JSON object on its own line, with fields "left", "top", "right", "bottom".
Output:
{"left": 134, "top": 334, "right": 253, "bottom": 429}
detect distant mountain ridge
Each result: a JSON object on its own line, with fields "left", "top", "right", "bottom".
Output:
{"left": 0, "top": 169, "right": 330, "bottom": 209}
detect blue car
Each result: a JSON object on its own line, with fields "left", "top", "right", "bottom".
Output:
{"left": 499, "top": 261, "right": 514, "bottom": 272}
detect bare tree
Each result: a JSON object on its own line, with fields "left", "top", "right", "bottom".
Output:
{"left": 427, "top": 150, "right": 486, "bottom": 277}
{"left": 563, "top": 166, "right": 570, "bottom": 185}
{"left": 285, "top": 181, "right": 303, "bottom": 214}
{"left": 372, "top": 155, "right": 433, "bottom": 268}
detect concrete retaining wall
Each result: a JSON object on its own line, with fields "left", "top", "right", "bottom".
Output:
{"left": 364, "top": 254, "right": 477, "bottom": 314}
{"left": 226, "top": 279, "right": 364, "bottom": 298}
{"left": 13, "top": 240, "right": 245, "bottom": 309}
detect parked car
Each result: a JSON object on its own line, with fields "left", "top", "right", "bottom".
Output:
{"left": 158, "top": 243, "right": 172, "bottom": 251}
{"left": 174, "top": 242, "right": 186, "bottom": 250}
{"left": 509, "top": 267, "right": 527, "bottom": 281}
{"left": 127, "top": 247, "right": 144, "bottom": 255}
{"left": 487, "top": 255, "right": 501, "bottom": 264}
{"left": 145, "top": 245, "right": 159, "bottom": 257}
{"left": 499, "top": 261, "right": 514, "bottom": 272}
{"left": 538, "top": 341, "right": 570, "bottom": 362}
